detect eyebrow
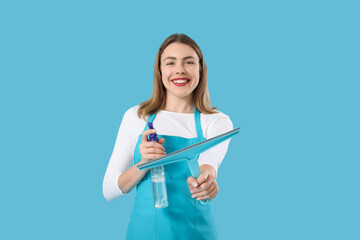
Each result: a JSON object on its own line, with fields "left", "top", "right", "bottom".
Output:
{"left": 163, "top": 56, "right": 197, "bottom": 62}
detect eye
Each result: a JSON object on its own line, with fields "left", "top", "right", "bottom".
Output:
{"left": 186, "top": 61, "right": 195, "bottom": 64}
{"left": 166, "top": 62, "right": 175, "bottom": 65}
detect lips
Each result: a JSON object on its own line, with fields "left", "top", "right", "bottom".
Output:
{"left": 171, "top": 77, "right": 190, "bottom": 87}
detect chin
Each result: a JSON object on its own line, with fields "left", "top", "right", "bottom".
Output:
{"left": 168, "top": 91, "right": 193, "bottom": 99}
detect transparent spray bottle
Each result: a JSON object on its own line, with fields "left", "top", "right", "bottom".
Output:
{"left": 148, "top": 122, "right": 169, "bottom": 208}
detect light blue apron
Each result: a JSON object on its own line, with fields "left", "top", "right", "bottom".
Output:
{"left": 126, "top": 108, "right": 218, "bottom": 240}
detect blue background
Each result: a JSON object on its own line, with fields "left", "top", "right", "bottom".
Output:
{"left": 1, "top": 0, "right": 359, "bottom": 239}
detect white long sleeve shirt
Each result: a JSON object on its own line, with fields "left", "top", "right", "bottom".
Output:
{"left": 102, "top": 105, "right": 233, "bottom": 202}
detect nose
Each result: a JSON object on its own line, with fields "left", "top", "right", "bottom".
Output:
{"left": 176, "top": 64, "right": 185, "bottom": 74}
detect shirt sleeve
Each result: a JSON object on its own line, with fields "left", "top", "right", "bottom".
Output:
{"left": 102, "top": 108, "right": 134, "bottom": 202}
{"left": 198, "top": 114, "right": 233, "bottom": 176}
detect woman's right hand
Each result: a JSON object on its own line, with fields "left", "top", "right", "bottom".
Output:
{"left": 139, "top": 129, "right": 166, "bottom": 163}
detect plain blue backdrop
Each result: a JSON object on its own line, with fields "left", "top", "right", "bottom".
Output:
{"left": 1, "top": 0, "right": 359, "bottom": 239}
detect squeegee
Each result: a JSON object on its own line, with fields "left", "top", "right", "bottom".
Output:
{"left": 138, "top": 127, "right": 240, "bottom": 204}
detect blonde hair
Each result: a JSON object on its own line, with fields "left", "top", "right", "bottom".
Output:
{"left": 137, "top": 33, "right": 218, "bottom": 120}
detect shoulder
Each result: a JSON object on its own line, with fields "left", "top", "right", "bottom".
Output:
{"left": 117, "top": 105, "right": 147, "bottom": 138}
{"left": 200, "top": 110, "right": 233, "bottom": 137}
{"left": 122, "top": 105, "right": 143, "bottom": 121}
{"left": 124, "top": 105, "right": 140, "bottom": 116}
{"left": 121, "top": 105, "right": 146, "bottom": 127}
{"left": 201, "top": 110, "right": 232, "bottom": 125}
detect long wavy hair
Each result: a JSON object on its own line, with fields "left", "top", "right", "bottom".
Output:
{"left": 137, "top": 33, "right": 218, "bottom": 120}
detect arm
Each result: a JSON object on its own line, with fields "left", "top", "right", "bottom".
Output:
{"left": 116, "top": 160, "right": 150, "bottom": 194}
{"left": 198, "top": 115, "right": 234, "bottom": 175}
{"left": 102, "top": 106, "right": 167, "bottom": 201}
{"left": 187, "top": 114, "right": 234, "bottom": 201}
{"left": 102, "top": 108, "right": 136, "bottom": 202}
{"left": 117, "top": 130, "right": 166, "bottom": 194}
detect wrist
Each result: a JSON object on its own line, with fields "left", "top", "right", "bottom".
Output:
{"left": 135, "top": 160, "right": 149, "bottom": 171}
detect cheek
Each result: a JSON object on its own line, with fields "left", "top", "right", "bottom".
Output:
{"left": 161, "top": 75, "right": 170, "bottom": 88}
{"left": 194, "top": 66, "right": 200, "bottom": 77}
{"left": 161, "top": 77, "right": 167, "bottom": 86}
{"left": 161, "top": 68, "right": 170, "bottom": 80}
{"left": 194, "top": 68, "right": 200, "bottom": 82}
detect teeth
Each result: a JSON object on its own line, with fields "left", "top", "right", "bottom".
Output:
{"left": 173, "top": 80, "right": 188, "bottom": 83}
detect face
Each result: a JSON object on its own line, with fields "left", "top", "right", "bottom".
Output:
{"left": 160, "top": 42, "right": 200, "bottom": 101}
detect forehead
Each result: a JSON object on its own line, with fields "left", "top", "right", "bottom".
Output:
{"left": 161, "top": 42, "right": 198, "bottom": 60}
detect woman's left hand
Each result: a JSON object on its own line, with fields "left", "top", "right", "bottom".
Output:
{"left": 187, "top": 164, "right": 219, "bottom": 201}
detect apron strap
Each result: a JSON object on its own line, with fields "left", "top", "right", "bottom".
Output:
{"left": 144, "top": 113, "right": 156, "bottom": 131}
{"left": 148, "top": 113, "right": 156, "bottom": 123}
{"left": 194, "top": 107, "right": 204, "bottom": 139}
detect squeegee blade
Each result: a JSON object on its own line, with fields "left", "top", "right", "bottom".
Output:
{"left": 137, "top": 127, "right": 240, "bottom": 171}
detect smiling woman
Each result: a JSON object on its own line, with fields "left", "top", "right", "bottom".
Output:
{"left": 160, "top": 42, "right": 200, "bottom": 110}
{"left": 102, "top": 33, "right": 233, "bottom": 240}
{"left": 137, "top": 33, "right": 218, "bottom": 116}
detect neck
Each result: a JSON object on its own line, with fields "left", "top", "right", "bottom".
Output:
{"left": 163, "top": 94, "right": 194, "bottom": 113}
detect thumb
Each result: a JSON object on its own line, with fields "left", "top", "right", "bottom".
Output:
{"left": 158, "top": 138, "right": 165, "bottom": 144}
{"left": 187, "top": 176, "right": 199, "bottom": 188}
{"left": 142, "top": 129, "right": 155, "bottom": 143}
{"left": 197, "top": 170, "right": 209, "bottom": 185}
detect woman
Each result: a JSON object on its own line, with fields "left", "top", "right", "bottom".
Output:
{"left": 103, "top": 33, "right": 233, "bottom": 240}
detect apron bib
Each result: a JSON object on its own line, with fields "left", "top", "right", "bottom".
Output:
{"left": 126, "top": 108, "right": 218, "bottom": 240}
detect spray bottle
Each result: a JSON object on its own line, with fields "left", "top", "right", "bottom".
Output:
{"left": 148, "top": 122, "right": 169, "bottom": 208}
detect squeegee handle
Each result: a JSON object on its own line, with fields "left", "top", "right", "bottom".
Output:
{"left": 188, "top": 158, "right": 210, "bottom": 205}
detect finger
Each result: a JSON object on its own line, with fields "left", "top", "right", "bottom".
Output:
{"left": 142, "top": 129, "right": 156, "bottom": 143}
{"left": 197, "top": 185, "right": 218, "bottom": 201}
{"left": 195, "top": 182, "right": 218, "bottom": 200}
{"left": 192, "top": 181, "right": 216, "bottom": 199}
{"left": 191, "top": 176, "right": 215, "bottom": 194}
{"left": 143, "top": 147, "right": 166, "bottom": 155}
{"left": 146, "top": 154, "right": 167, "bottom": 161}
{"left": 198, "top": 176, "right": 214, "bottom": 192}
{"left": 187, "top": 176, "right": 199, "bottom": 189}
{"left": 192, "top": 179, "right": 216, "bottom": 196}
{"left": 196, "top": 170, "right": 209, "bottom": 185}
{"left": 144, "top": 141, "right": 165, "bottom": 151}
